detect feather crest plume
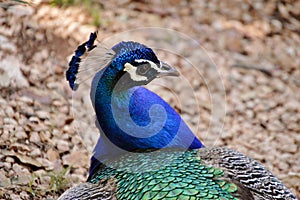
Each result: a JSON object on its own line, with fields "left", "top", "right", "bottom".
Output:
{"left": 66, "top": 32, "right": 115, "bottom": 90}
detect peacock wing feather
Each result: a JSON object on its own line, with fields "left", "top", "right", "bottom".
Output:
{"left": 199, "top": 147, "right": 297, "bottom": 200}
{"left": 58, "top": 179, "right": 117, "bottom": 200}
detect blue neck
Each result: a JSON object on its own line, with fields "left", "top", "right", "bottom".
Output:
{"left": 91, "top": 66, "right": 204, "bottom": 161}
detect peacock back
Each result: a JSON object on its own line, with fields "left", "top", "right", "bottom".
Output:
{"left": 88, "top": 149, "right": 239, "bottom": 200}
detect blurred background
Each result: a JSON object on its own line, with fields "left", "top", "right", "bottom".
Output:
{"left": 0, "top": 0, "right": 299, "bottom": 199}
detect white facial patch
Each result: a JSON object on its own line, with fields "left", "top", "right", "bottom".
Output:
{"left": 135, "top": 59, "right": 166, "bottom": 73}
{"left": 124, "top": 63, "right": 148, "bottom": 81}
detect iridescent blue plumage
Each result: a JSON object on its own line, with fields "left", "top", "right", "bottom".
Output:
{"left": 88, "top": 41, "right": 204, "bottom": 177}
{"left": 111, "top": 41, "right": 160, "bottom": 70}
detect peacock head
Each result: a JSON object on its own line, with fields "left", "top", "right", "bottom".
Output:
{"left": 66, "top": 32, "right": 179, "bottom": 91}
{"left": 110, "top": 41, "right": 179, "bottom": 87}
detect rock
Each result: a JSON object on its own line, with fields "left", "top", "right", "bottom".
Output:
{"left": 62, "top": 151, "right": 89, "bottom": 168}
{"left": 278, "top": 161, "right": 289, "bottom": 171}
{"left": 282, "top": 144, "right": 298, "bottom": 154}
{"left": 3, "top": 117, "right": 17, "bottom": 125}
{"left": 0, "top": 56, "right": 29, "bottom": 88}
{"left": 14, "top": 131, "right": 27, "bottom": 140}
{"left": 29, "top": 148, "right": 41, "bottom": 157}
{"left": 39, "top": 174, "right": 51, "bottom": 186}
{"left": 8, "top": 5, "right": 34, "bottom": 17}
{"left": 12, "top": 163, "right": 31, "bottom": 185}
{"left": 29, "top": 131, "right": 41, "bottom": 143}
{"left": 10, "top": 194, "right": 22, "bottom": 200}
{"left": 10, "top": 143, "right": 30, "bottom": 152}
{"left": 33, "top": 169, "right": 46, "bottom": 177}
{"left": 56, "top": 139, "right": 70, "bottom": 153}
{"left": 1, "top": 131, "right": 10, "bottom": 141}
{"left": 4, "top": 106, "right": 14, "bottom": 117}
{"left": 73, "top": 167, "right": 87, "bottom": 176}
{"left": 0, "top": 169, "right": 10, "bottom": 187}
{"left": 63, "top": 125, "right": 71, "bottom": 133}
{"left": 245, "top": 109, "right": 254, "bottom": 119}
{"left": 71, "top": 135, "right": 82, "bottom": 145}
{"left": 245, "top": 100, "right": 255, "bottom": 109}
{"left": 14, "top": 153, "right": 42, "bottom": 168}
{"left": 39, "top": 131, "right": 51, "bottom": 143}
{"left": 267, "top": 120, "right": 285, "bottom": 132}
{"left": 46, "top": 148, "right": 59, "bottom": 161}
{"left": 36, "top": 110, "right": 49, "bottom": 120}
{"left": 52, "top": 113, "right": 67, "bottom": 127}
{"left": 36, "top": 158, "right": 55, "bottom": 170}
{"left": 0, "top": 35, "right": 17, "bottom": 52}
{"left": 19, "top": 191, "right": 30, "bottom": 199}
{"left": 5, "top": 156, "right": 15, "bottom": 163}
{"left": 20, "top": 88, "right": 52, "bottom": 105}
{"left": 0, "top": 70, "right": 10, "bottom": 87}
{"left": 60, "top": 106, "right": 70, "bottom": 115}
{"left": 2, "top": 162, "right": 11, "bottom": 170}
{"left": 19, "top": 96, "right": 34, "bottom": 104}
{"left": 294, "top": 134, "right": 300, "bottom": 143}
{"left": 220, "top": 130, "right": 234, "bottom": 139}
{"left": 29, "top": 116, "right": 39, "bottom": 123}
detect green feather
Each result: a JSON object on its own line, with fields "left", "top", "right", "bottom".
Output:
{"left": 89, "top": 149, "right": 238, "bottom": 199}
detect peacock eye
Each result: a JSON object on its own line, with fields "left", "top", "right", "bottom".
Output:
{"left": 136, "top": 63, "right": 150, "bottom": 75}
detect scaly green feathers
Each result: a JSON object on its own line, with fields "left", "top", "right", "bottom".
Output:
{"left": 89, "top": 149, "right": 239, "bottom": 200}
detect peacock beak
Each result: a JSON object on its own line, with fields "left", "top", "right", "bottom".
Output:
{"left": 157, "top": 62, "right": 180, "bottom": 78}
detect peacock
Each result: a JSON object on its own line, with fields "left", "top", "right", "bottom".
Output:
{"left": 59, "top": 32, "right": 297, "bottom": 200}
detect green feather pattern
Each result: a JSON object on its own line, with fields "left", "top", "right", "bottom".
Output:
{"left": 89, "top": 149, "right": 239, "bottom": 200}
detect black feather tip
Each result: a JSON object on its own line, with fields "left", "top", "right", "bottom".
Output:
{"left": 66, "top": 32, "right": 98, "bottom": 90}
